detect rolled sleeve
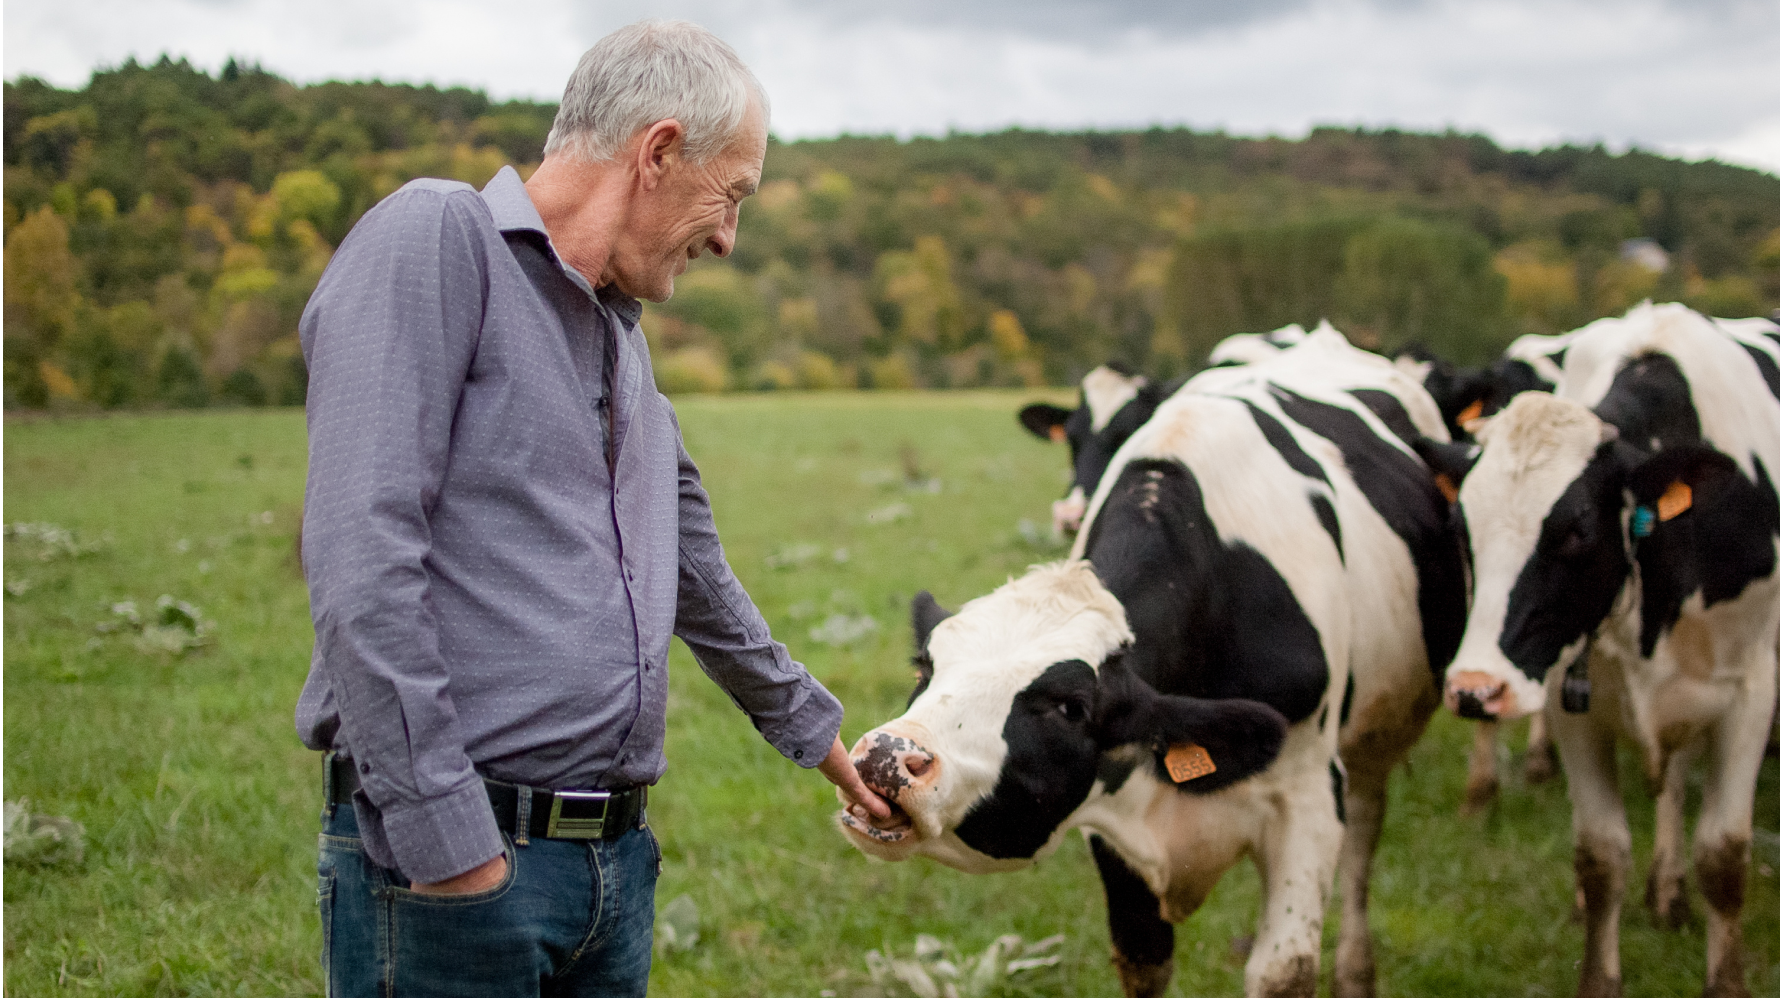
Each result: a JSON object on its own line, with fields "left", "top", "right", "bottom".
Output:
{"left": 300, "top": 184, "right": 502, "bottom": 880}
{"left": 671, "top": 435, "right": 844, "bottom": 767}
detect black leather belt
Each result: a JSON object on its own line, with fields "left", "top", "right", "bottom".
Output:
{"left": 325, "top": 752, "right": 646, "bottom": 842}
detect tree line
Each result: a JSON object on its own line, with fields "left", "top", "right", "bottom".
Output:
{"left": 7, "top": 56, "right": 1780, "bottom": 408}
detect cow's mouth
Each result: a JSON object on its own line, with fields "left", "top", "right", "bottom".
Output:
{"left": 839, "top": 799, "right": 915, "bottom": 843}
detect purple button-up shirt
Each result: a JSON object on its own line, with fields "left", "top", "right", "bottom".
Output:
{"left": 296, "top": 166, "right": 843, "bottom": 882}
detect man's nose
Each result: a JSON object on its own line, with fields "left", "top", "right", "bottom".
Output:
{"left": 707, "top": 204, "right": 739, "bottom": 258}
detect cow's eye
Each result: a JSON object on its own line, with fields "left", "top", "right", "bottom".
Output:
{"left": 1057, "top": 700, "right": 1087, "bottom": 722}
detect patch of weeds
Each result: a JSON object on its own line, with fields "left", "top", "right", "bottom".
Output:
{"left": 867, "top": 503, "right": 912, "bottom": 525}
{"left": 4, "top": 799, "right": 87, "bottom": 868}
{"left": 1012, "top": 518, "right": 1067, "bottom": 553}
{"left": 93, "top": 595, "right": 215, "bottom": 656}
{"left": 6, "top": 575, "right": 36, "bottom": 598}
{"left": 656, "top": 893, "right": 701, "bottom": 954}
{"left": 865, "top": 932, "right": 1064, "bottom": 998}
{"left": 810, "top": 613, "right": 879, "bottom": 647}
{"left": 766, "top": 543, "right": 825, "bottom": 570}
{"left": 4, "top": 521, "right": 109, "bottom": 561}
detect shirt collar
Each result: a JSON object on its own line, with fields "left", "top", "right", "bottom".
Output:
{"left": 480, "top": 166, "right": 643, "bottom": 326}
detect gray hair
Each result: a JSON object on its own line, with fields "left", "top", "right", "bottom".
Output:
{"left": 543, "top": 20, "right": 769, "bottom": 165}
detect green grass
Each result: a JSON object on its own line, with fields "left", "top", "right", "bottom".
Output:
{"left": 5, "top": 395, "right": 1778, "bottom": 998}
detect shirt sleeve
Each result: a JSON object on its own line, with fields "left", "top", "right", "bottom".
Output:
{"left": 298, "top": 185, "right": 503, "bottom": 883}
{"left": 670, "top": 423, "right": 845, "bottom": 768}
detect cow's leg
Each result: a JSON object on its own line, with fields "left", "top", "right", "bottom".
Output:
{"left": 1247, "top": 787, "right": 1341, "bottom": 998}
{"left": 1334, "top": 761, "right": 1389, "bottom": 998}
{"left": 1089, "top": 834, "right": 1175, "bottom": 998}
{"left": 1463, "top": 719, "right": 1500, "bottom": 814}
{"left": 1550, "top": 706, "right": 1627, "bottom": 998}
{"left": 1644, "top": 747, "right": 1694, "bottom": 930}
{"left": 1691, "top": 664, "right": 1772, "bottom": 998}
{"left": 1525, "top": 712, "right": 1559, "bottom": 783}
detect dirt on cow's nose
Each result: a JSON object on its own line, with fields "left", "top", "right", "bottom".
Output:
{"left": 850, "top": 729, "right": 938, "bottom": 801}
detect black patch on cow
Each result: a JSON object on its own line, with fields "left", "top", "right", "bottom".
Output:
{"left": 1243, "top": 401, "right": 1328, "bottom": 483}
{"left": 1096, "top": 753, "right": 1139, "bottom": 796}
{"left": 1737, "top": 342, "right": 1780, "bottom": 406}
{"left": 1340, "top": 672, "right": 1355, "bottom": 727}
{"left": 1083, "top": 458, "right": 1330, "bottom": 723}
{"left": 906, "top": 591, "right": 954, "bottom": 707}
{"left": 1267, "top": 386, "right": 1467, "bottom": 677}
{"left": 1592, "top": 354, "right": 1700, "bottom": 453}
{"left": 954, "top": 659, "right": 1103, "bottom": 859}
{"left": 1497, "top": 446, "right": 1633, "bottom": 681}
{"left": 1330, "top": 761, "right": 1347, "bottom": 824}
{"left": 952, "top": 653, "right": 1289, "bottom": 860}
{"left": 1090, "top": 834, "right": 1175, "bottom": 970}
{"left": 1629, "top": 450, "right": 1780, "bottom": 657}
{"left": 1309, "top": 492, "right": 1343, "bottom": 562}
{"left": 1549, "top": 348, "right": 1569, "bottom": 370}
{"left": 1351, "top": 388, "right": 1421, "bottom": 447}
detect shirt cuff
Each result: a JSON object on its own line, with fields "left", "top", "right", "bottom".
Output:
{"left": 760, "top": 676, "right": 846, "bottom": 769}
{"left": 376, "top": 780, "right": 505, "bottom": 884}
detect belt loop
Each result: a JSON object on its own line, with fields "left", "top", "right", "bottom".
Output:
{"left": 321, "top": 751, "right": 337, "bottom": 820}
{"left": 514, "top": 784, "right": 531, "bottom": 847}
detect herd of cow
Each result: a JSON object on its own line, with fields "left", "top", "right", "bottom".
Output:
{"left": 831, "top": 301, "right": 1780, "bottom": 998}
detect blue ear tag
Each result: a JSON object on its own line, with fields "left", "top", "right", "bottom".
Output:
{"left": 1631, "top": 505, "right": 1656, "bottom": 539}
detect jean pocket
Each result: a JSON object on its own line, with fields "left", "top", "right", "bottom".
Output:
{"left": 317, "top": 867, "right": 336, "bottom": 993}
{"left": 386, "top": 834, "right": 518, "bottom": 908}
{"left": 645, "top": 824, "right": 663, "bottom": 879}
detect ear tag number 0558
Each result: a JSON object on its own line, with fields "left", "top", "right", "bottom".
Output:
{"left": 1165, "top": 744, "right": 1217, "bottom": 783}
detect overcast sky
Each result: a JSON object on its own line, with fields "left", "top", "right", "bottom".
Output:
{"left": 7, "top": 0, "right": 1779, "bottom": 174}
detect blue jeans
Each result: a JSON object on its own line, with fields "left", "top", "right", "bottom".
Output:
{"left": 317, "top": 802, "right": 659, "bottom": 997}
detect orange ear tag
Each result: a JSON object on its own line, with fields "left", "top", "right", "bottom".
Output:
{"left": 1656, "top": 480, "right": 1693, "bottom": 521}
{"left": 1164, "top": 743, "right": 1217, "bottom": 783}
{"left": 1048, "top": 425, "right": 1067, "bottom": 443}
{"left": 1457, "top": 400, "right": 1484, "bottom": 426}
{"left": 1434, "top": 473, "right": 1459, "bottom": 503}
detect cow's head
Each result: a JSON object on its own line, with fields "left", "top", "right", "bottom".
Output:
{"left": 836, "top": 561, "right": 1287, "bottom": 873}
{"left": 1020, "top": 366, "right": 1167, "bottom": 535}
{"left": 1399, "top": 345, "right": 1553, "bottom": 441}
{"left": 1418, "top": 391, "right": 1730, "bottom": 720}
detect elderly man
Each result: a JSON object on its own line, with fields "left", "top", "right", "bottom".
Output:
{"left": 297, "top": 20, "right": 890, "bottom": 997}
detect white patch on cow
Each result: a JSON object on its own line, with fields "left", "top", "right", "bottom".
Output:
{"left": 1505, "top": 328, "right": 1581, "bottom": 387}
{"left": 1081, "top": 366, "right": 1147, "bottom": 432}
{"left": 1206, "top": 323, "right": 1308, "bottom": 368}
{"left": 1393, "top": 354, "right": 1434, "bottom": 384}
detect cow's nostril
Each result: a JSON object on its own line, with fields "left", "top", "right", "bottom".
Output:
{"left": 905, "top": 754, "right": 932, "bottom": 778}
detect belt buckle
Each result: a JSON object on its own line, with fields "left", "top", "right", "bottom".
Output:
{"left": 546, "top": 790, "right": 612, "bottom": 839}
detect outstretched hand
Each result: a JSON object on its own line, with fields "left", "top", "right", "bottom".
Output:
{"left": 816, "top": 736, "right": 894, "bottom": 821}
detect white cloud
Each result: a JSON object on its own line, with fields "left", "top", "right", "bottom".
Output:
{"left": 5, "top": 0, "right": 1777, "bottom": 174}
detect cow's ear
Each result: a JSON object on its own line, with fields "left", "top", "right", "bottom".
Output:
{"left": 1018, "top": 403, "right": 1074, "bottom": 443}
{"left": 1620, "top": 443, "right": 1739, "bottom": 530}
{"left": 1413, "top": 438, "right": 1481, "bottom": 504}
{"left": 1094, "top": 658, "right": 1287, "bottom": 794}
{"left": 910, "top": 591, "right": 955, "bottom": 662}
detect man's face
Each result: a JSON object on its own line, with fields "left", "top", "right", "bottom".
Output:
{"left": 608, "top": 103, "right": 766, "bottom": 302}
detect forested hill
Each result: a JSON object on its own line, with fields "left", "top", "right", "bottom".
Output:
{"left": 7, "top": 57, "right": 1780, "bottom": 408}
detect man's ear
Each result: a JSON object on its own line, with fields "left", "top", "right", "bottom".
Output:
{"left": 1093, "top": 658, "right": 1287, "bottom": 794}
{"left": 1413, "top": 438, "right": 1481, "bottom": 503}
{"left": 635, "top": 118, "right": 686, "bottom": 190}
{"left": 1018, "top": 403, "right": 1074, "bottom": 443}
{"left": 1620, "top": 442, "right": 1739, "bottom": 525}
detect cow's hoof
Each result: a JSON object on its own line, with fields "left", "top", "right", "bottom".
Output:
{"left": 1333, "top": 962, "right": 1377, "bottom": 998}
{"left": 1643, "top": 869, "right": 1693, "bottom": 930}
{"left": 1256, "top": 955, "right": 1318, "bottom": 998}
{"left": 1525, "top": 743, "right": 1559, "bottom": 783}
{"left": 1462, "top": 775, "right": 1499, "bottom": 816}
{"left": 1111, "top": 955, "right": 1172, "bottom": 998}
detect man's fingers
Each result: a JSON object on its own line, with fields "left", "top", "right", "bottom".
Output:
{"left": 820, "top": 737, "right": 895, "bottom": 819}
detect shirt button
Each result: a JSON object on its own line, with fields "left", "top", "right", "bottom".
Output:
{"left": 794, "top": 750, "right": 804, "bottom": 760}
{"left": 359, "top": 762, "right": 371, "bottom": 774}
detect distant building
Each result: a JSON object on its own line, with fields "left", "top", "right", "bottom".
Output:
{"left": 1620, "top": 237, "right": 1670, "bottom": 273}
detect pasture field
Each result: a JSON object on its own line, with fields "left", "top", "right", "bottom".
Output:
{"left": 4, "top": 394, "right": 1779, "bottom": 998}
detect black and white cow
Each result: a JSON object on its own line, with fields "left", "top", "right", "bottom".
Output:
{"left": 1418, "top": 302, "right": 1780, "bottom": 998}
{"left": 1017, "top": 324, "right": 1317, "bottom": 535}
{"left": 842, "top": 336, "right": 1464, "bottom": 998}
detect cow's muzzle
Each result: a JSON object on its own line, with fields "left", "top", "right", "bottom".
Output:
{"left": 1052, "top": 488, "right": 1087, "bottom": 536}
{"left": 838, "top": 729, "right": 937, "bottom": 845}
{"left": 1445, "top": 670, "right": 1515, "bottom": 720}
